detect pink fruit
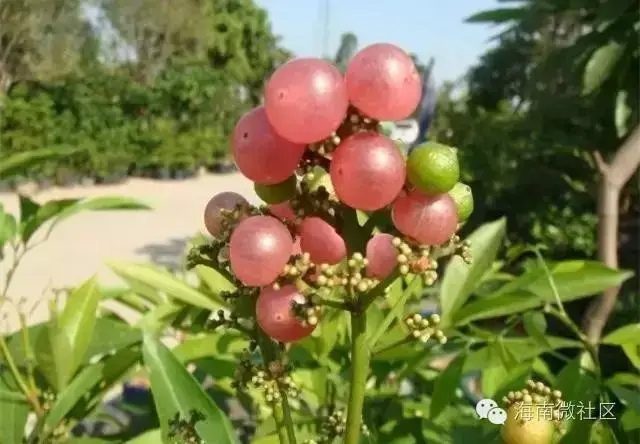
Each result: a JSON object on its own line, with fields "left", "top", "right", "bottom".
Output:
{"left": 346, "top": 43, "right": 422, "bottom": 120}
{"left": 232, "top": 106, "right": 305, "bottom": 184}
{"left": 256, "top": 285, "right": 315, "bottom": 342}
{"left": 330, "top": 131, "right": 406, "bottom": 211}
{"left": 366, "top": 233, "right": 398, "bottom": 279}
{"left": 391, "top": 191, "right": 458, "bottom": 245}
{"left": 299, "top": 217, "right": 346, "bottom": 265}
{"left": 229, "top": 216, "right": 293, "bottom": 286}
{"left": 265, "top": 58, "right": 348, "bottom": 144}
{"left": 203, "top": 192, "right": 249, "bottom": 237}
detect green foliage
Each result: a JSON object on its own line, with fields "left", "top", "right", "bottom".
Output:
{"left": 0, "top": 62, "right": 245, "bottom": 181}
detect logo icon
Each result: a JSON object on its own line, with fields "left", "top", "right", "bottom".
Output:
{"left": 476, "top": 398, "right": 508, "bottom": 425}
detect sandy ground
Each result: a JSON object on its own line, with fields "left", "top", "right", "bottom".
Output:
{"left": 0, "top": 172, "right": 260, "bottom": 331}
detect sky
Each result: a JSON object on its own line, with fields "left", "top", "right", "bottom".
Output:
{"left": 255, "top": 0, "right": 503, "bottom": 83}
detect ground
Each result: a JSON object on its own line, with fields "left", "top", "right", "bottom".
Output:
{"left": 0, "top": 172, "right": 259, "bottom": 331}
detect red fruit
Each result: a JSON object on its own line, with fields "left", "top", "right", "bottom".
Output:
{"left": 366, "top": 233, "right": 398, "bottom": 279}
{"left": 256, "top": 285, "right": 315, "bottom": 342}
{"left": 232, "top": 106, "right": 306, "bottom": 184}
{"left": 330, "top": 131, "right": 406, "bottom": 211}
{"left": 265, "top": 58, "right": 348, "bottom": 144}
{"left": 346, "top": 43, "right": 422, "bottom": 120}
{"left": 229, "top": 216, "right": 293, "bottom": 286}
{"left": 203, "top": 192, "right": 249, "bottom": 237}
{"left": 268, "top": 201, "right": 297, "bottom": 222}
{"left": 299, "top": 217, "right": 346, "bottom": 265}
{"left": 391, "top": 191, "right": 458, "bottom": 245}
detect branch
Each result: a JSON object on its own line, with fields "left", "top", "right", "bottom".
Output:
{"left": 582, "top": 125, "right": 640, "bottom": 344}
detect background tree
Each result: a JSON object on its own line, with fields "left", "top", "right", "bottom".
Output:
{"left": 0, "top": 0, "right": 89, "bottom": 91}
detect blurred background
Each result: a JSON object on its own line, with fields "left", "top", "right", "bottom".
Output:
{"left": 0, "top": 0, "right": 638, "bottom": 328}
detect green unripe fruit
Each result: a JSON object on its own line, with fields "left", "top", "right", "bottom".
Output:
{"left": 254, "top": 175, "right": 297, "bottom": 204}
{"left": 448, "top": 182, "right": 474, "bottom": 221}
{"left": 407, "top": 142, "right": 460, "bottom": 194}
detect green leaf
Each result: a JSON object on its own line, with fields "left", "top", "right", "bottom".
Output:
{"left": 0, "top": 147, "right": 83, "bottom": 179}
{"left": 430, "top": 353, "right": 465, "bottom": 419}
{"left": 142, "top": 334, "right": 239, "bottom": 444}
{"left": 194, "top": 265, "right": 236, "bottom": 295}
{"left": 0, "top": 205, "right": 17, "bottom": 249}
{"left": 622, "top": 344, "right": 640, "bottom": 370}
{"left": 21, "top": 196, "right": 150, "bottom": 244}
{"left": 583, "top": 42, "right": 625, "bottom": 95}
{"left": 0, "top": 371, "right": 29, "bottom": 444}
{"left": 602, "top": 324, "right": 640, "bottom": 345}
{"left": 615, "top": 90, "right": 632, "bottom": 137}
{"left": 43, "top": 348, "right": 140, "bottom": 432}
{"left": 34, "top": 313, "right": 73, "bottom": 392}
{"left": 369, "top": 275, "right": 419, "bottom": 347}
{"left": 453, "top": 261, "right": 633, "bottom": 326}
{"left": 7, "top": 317, "right": 141, "bottom": 367}
{"left": 464, "top": 336, "right": 581, "bottom": 372}
{"left": 109, "top": 261, "right": 222, "bottom": 311}
{"left": 522, "top": 312, "right": 548, "bottom": 347}
{"left": 440, "top": 218, "right": 506, "bottom": 326}
{"left": 465, "top": 7, "right": 528, "bottom": 23}
{"left": 18, "top": 195, "right": 41, "bottom": 226}
{"left": 56, "top": 276, "right": 102, "bottom": 387}
{"left": 126, "top": 429, "right": 162, "bottom": 443}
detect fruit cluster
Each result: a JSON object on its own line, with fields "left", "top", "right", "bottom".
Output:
{"left": 199, "top": 42, "right": 474, "bottom": 345}
{"left": 303, "top": 408, "right": 369, "bottom": 444}
{"left": 500, "top": 380, "right": 565, "bottom": 444}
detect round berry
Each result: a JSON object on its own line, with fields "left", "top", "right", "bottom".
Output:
{"left": 256, "top": 285, "right": 316, "bottom": 342}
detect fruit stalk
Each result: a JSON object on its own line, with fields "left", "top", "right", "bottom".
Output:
{"left": 345, "top": 310, "right": 369, "bottom": 444}
{"left": 257, "top": 332, "right": 297, "bottom": 444}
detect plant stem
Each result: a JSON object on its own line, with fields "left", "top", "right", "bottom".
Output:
{"left": 0, "top": 335, "right": 43, "bottom": 416}
{"left": 372, "top": 337, "right": 412, "bottom": 356}
{"left": 272, "top": 403, "right": 290, "bottom": 444}
{"left": 257, "top": 331, "right": 297, "bottom": 444}
{"left": 345, "top": 311, "right": 369, "bottom": 444}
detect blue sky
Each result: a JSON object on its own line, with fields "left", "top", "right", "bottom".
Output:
{"left": 255, "top": 0, "right": 503, "bottom": 83}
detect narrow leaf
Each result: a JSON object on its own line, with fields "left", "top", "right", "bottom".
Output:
{"left": 142, "top": 334, "right": 239, "bottom": 444}
{"left": 43, "top": 348, "right": 140, "bottom": 432}
{"left": 0, "top": 205, "right": 17, "bottom": 248}
{"left": 0, "top": 371, "right": 29, "bottom": 444}
{"left": 465, "top": 7, "right": 528, "bottom": 23}
{"left": 583, "top": 42, "right": 624, "bottom": 95}
{"left": 110, "top": 261, "right": 222, "bottom": 310}
{"left": 522, "top": 312, "right": 548, "bottom": 347}
{"left": 0, "top": 147, "right": 83, "bottom": 179}
{"left": 453, "top": 261, "right": 633, "bottom": 326}
{"left": 430, "top": 353, "right": 466, "bottom": 419}
{"left": 602, "top": 324, "right": 640, "bottom": 345}
{"left": 440, "top": 218, "right": 506, "bottom": 326}
{"left": 57, "top": 277, "right": 102, "bottom": 385}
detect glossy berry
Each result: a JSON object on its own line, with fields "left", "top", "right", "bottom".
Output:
{"left": 392, "top": 191, "right": 458, "bottom": 245}
{"left": 265, "top": 58, "right": 348, "bottom": 144}
{"left": 256, "top": 285, "right": 316, "bottom": 342}
{"left": 229, "top": 216, "right": 293, "bottom": 286}
{"left": 203, "top": 192, "right": 249, "bottom": 237}
{"left": 448, "top": 182, "right": 474, "bottom": 222}
{"left": 501, "top": 403, "right": 555, "bottom": 444}
{"left": 299, "top": 217, "right": 346, "bottom": 265}
{"left": 268, "top": 201, "right": 297, "bottom": 222}
{"left": 232, "top": 106, "right": 306, "bottom": 184}
{"left": 346, "top": 43, "right": 422, "bottom": 120}
{"left": 330, "top": 131, "right": 406, "bottom": 211}
{"left": 366, "top": 233, "right": 398, "bottom": 279}
{"left": 254, "top": 175, "right": 298, "bottom": 204}
{"left": 407, "top": 142, "right": 460, "bottom": 194}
